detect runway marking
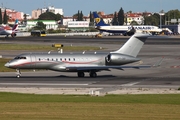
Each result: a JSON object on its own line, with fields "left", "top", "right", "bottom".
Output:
{"left": 0, "top": 83, "right": 89, "bottom": 86}
{"left": 120, "top": 82, "right": 140, "bottom": 86}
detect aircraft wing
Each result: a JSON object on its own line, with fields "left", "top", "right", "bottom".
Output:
{"left": 66, "top": 57, "right": 164, "bottom": 71}
{"left": 65, "top": 65, "right": 152, "bottom": 71}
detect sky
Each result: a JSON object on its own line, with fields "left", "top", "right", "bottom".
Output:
{"left": 0, "top": 0, "right": 179, "bottom": 16}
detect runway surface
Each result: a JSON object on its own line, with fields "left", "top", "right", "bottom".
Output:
{"left": 0, "top": 35, "right": 180, "bottom": 94}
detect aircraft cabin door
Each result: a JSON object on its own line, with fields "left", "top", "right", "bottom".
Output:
{"left": 30, "top": 54, "right": 36, "bottom": 68}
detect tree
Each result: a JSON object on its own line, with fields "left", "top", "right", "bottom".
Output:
{"left": 38, "top": 12, "right": 62, "bottom": 21}
{"left": 89, "top": 11, "right": 94, "bottom": 26}
{"left": 80, "top": 11, "right": 83, "bottom": 21}
{"left": 118, "top": 7, "right": 124, "bottom": 25}
{"left": 3, "top": 9, "right": 8, "bottom": 24}
{"left": 144, "top": 13, "right": 160, "bottom": 26}
{"left": 131, "top": 20, "right": 139, "bottom": 25}
{"left": 55, "top": 13, "right": 63, "bottom": 21}
{"left": 33, "top": 21, "right": 46, "bottom": 30}
{"left": 0, "top": 8, "right": 2, "bottom": 24}
{"left": 77, "top": 10, "right": 80, "bottom": 21}
{"left": 112, "top": 12, "right": 118, "bottom": 25}
{"left": 165, "top": 9, "right": 180, "bottom": 25}
{"left": 73, "top": 10, "right": 84, "bottom": 21}
{"left": 23, "top": 14, "right": 27, "bottom": 25}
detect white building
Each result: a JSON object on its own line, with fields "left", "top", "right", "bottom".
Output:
{"left": 126, "top": 13, "right": 144, "bottom": 25}
{"left": 47, "top": 6, "right": 63, "bottom": 15}
{"left": 26, "top": 20, "right": 58, "bottom": 30}
{"left": 32, "top": 6, "right": 63, "bottom": 19}
{"left": 62, "top": 16, "right": 90, "bottom": 26}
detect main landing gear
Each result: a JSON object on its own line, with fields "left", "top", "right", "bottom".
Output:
{"left": 16, "top": 69, "right": 21, "bottom": 78}
{"left": 77, "top": 71, "right": 97, "bottom": 78}
{"left": 5, "top": 35, "right": 9, "bottom": 39}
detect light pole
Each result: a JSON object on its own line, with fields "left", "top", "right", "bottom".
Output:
{"left": 159, "top": 0, "right": 164, "bottom": 28}
{"left": 159, "top": 10, "right": 164, "bottom": 28}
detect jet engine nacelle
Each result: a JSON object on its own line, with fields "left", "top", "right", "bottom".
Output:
{"left": 105, "top": 53, "right": 140, "bottom": 65}
{"left": 123, "top": 27, "right": 136, "bottom": 36}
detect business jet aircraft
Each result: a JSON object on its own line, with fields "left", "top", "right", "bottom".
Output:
{"left": 0, "top": 19, "right": 19, "bottom": 38}
{"left": 93, "top": 12, "right": 162, "bottom": 36}
{"left": 5, "top": 32, "right": 154, "bottom": 78}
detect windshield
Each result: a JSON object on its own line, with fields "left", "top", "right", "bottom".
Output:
{"left": 14, "top": 56, "right": 27, "bottom": 59}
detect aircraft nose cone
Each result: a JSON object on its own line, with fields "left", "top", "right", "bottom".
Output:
{"left": 4, "top": 62, "right": 9, "bottom": 67}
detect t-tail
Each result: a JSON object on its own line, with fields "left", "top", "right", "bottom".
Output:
{"left": 93, "top": 12, "right": 109, "bottom": 26}
{"left": 111, "top": 32, "right": 152, "bottom": 57}
{"left": 12, "top": 19, "right": 18, "bottom": 31}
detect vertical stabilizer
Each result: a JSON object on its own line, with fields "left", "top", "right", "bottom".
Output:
{"left": 93, "top": 12, "right": 109, "bottom": 26}
{"left": 12, "top": 19, "right": 18, "bottom": 31}
{"left": 111, "top": 32, "right": 151, "bottom": 57}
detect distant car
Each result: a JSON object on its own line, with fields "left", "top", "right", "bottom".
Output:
{"left": 31, "top": 30, "right": 46, "bottom": 37}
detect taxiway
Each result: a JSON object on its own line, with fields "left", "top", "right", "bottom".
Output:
{"left": 0, "top": 35, "right": 180, "bottom": 94}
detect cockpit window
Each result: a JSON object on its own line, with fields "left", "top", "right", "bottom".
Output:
{"left": 14, "top": 56, "right": 27, "bottom": 59}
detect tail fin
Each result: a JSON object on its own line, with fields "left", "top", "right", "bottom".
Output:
{"left": 12, "top": 19, "right": 18, "bottom": 31}
{"left": 93, "top": 12, "right": 109, "bottom": 26}
{"left": 111, "top": 32, "right": 152, "bottom": 57}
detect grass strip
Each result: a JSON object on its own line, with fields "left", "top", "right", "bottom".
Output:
{"left": 0, "top": 43, "right": 102, "bottom": 51}
{"left": 0, "top": 58, "right": 14, "bottom": 72}
{"left": 0, "top": 93, "right": 180, "bottom": 120}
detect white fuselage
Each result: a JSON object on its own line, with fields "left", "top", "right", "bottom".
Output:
{"left": 5, "top": 52, "right": 139, "bottom": 72}
{"left": 96, "top": 25, "right": 162, "bottom": 33}
{"left": 0, "top": 28, "right": 13, "bottom": 35}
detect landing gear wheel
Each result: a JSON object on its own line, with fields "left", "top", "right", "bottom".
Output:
{"left": 16, "top": 74, "right": 21, "bottom": 78}
{"left": 16, "top": 69, "right": 21, "bottom": 78}
{"left": 77, "top": 72, "right": 85, "bottom": 77}
{"left": 89, "top": 71, "right": 97, "bottom": 78}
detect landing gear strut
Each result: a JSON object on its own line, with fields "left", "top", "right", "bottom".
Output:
{"left": 16, "top": 69, "right": 21, "bottom": 78}
{"left": 5, "top": 35, "right": 9, "bottom": 38}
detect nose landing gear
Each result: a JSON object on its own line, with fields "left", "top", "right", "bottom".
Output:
{"left": 16, "top": 69, "right": 21, "bottom": 78}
